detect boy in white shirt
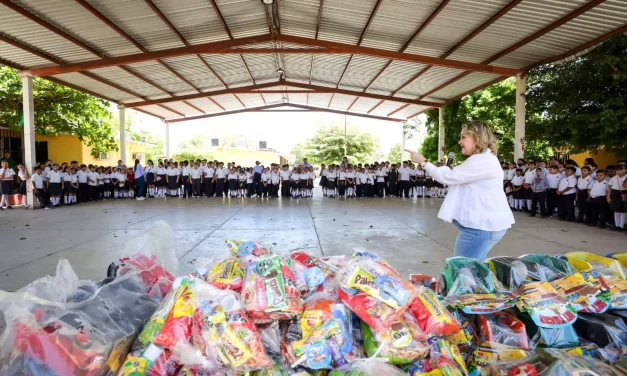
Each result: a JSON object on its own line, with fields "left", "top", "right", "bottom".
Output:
{"left": 31, "top": 166, "right": 51, "bottom": 210}
{"left": 261, "top": 167, "right": 270, "bottom": 198}
{"left": 204, "top": 162, "right": 215, "bottom": 197}
{"left": 398, "top": 162, "right": 411, "bottom": 198}
{"left": 376, "top": 166, "right": 386, "bottom": 197}
{"left": 279, "top": 164, "right": 291, "bottom": 198}
{"left": 557, "top": 167, "right": 577, "bottom": 221}
{"left": 88, "top": 166, "right": 99, "bottom": 201}
{"left": 191, "top": 162, "right": 202, "bottom": 197}
{"left": 587, "top": 170, "right": 608, "bottom": 228}
{"left": 545, "top": 165, "right": 563, "bottom": 216}
{"left": 77, "top": 164, "right": 89, "bottom": 203}
{"left": 523, "top": 161, "right": 536, "bottom": 211}
{"left": 575, "top": 166, "right": 593, "bottom": 224}
{"left": 270, "top": 166, "right": 281, "bottom": 198}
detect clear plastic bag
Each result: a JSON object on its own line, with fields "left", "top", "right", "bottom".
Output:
{"left": 476, "top": 311, "right": 530, "bottom": 350}
{"left": 573, "top": 313, "right": 627, "bottom": 363}
{"left": 361, "top": 311, "right": 429, "bottom": 364}
{"left": 190, "top": 257, "right": 245, "bottom": 292}
{"left": 485, "top": 256, "right": 573, "bottom": 291}
{"left": 0, "top": 260, "right": 164, "bottom": 376}
{"left": 407, "top": 286, "right": 460, "bottom": 337}
{"left": 440, "top": 257, "right": 517, "bottom": 314}
{"left": 328, "top": 357, "right": 407, "bottom": 376}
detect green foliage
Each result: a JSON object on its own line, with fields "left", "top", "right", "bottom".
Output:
{"left": 0, "top": 66, "right": 118, "bottom": 157}
{"left": 171, "top": 134, "right": 214, "bottom": 162}
{"left": 526, "top": 35, "right": 627, "bottom": 154}
{"left": 290, "top": 142, "right": 306, "bottom": 164}
{"left": 301, "top": 124, "right": 376, "bottom": 165}
{"left": 387, "top": 143, "right": 402, "bottom": 164}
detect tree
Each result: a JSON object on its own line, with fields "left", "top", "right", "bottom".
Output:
{"left": 0, "top": 66, "right": 118, "bottom": 157}
{"left": 387, "top": 143, "right": 402, "bottom": 164}
{"left": 290, "top": 142, "right": 306, "bottom": 164}
{"left": 526, "top": 35, "right": 627, "bottom": 153}
{"left": 301, "top": 125, "right": 376, "bottom": 165}
{"left": 171, "top": 134, "right": 214, "bottom": 161}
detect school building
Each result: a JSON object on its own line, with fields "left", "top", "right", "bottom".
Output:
{"left": 0, "top": 126, "right": 154, "bottom": 167}
{"left": 209, "top": 147, "right": 290, "bottom": 167}
{"left": 555, "top": 148, "right": 627, "bottom": 168}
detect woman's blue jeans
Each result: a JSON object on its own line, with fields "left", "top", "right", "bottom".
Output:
{"left": 452, "top": 219, "right": 508, "bottom": 261}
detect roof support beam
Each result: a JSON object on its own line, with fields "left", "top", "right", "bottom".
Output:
{"left": 125, "top": 81, "right": 442, "bottom": 108}
{"left": 308, "top": 0, "right": 325, "bottom": 105}
{"left": 166, "top": 103, "right": 404, "bottom": 123}
{"left": 416, "top": 0, "right": 607, "bottom": 101}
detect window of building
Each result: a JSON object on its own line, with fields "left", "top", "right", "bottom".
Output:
{"left": 98, "top": 152, "right": 109, "bottom": 160}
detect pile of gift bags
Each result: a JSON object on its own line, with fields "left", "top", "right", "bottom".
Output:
{"left": 2, "top": 221, "right": 627, "bottom": 375}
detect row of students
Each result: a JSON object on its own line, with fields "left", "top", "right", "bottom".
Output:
{"left": 506, "top": 159, "right": 627, "bottom": 233}
{"left": 318, "top": 161, "right": 447, "bottom": 198}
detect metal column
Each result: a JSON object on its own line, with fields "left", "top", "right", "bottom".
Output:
{"left": 21, "top": 75, "right": 36, "bottom": 208}
{"left": 438, "top": 107, "right": 445, "bottom": 162}
{"left": 118, "top": 105, "right": 127, "bottom": 164}
{"left": 164, "top": 121, "right": 170, "bottom": 159}
{"left": 515, "top": 73, "right": 527, "bottom": 160}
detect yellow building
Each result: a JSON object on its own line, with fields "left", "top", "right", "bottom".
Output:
{"left": 562, "top": 148, "right": 626, "bottom": 168}
{"left": 0, "top": 126, "right": 152, "bottom": 166}
{"left": 210, "top": 147, "right": 289, "bottom": 166}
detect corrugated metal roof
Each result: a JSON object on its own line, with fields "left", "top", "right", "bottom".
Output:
{"left": 1, "top": 0, "right": 623, "bottom": 121}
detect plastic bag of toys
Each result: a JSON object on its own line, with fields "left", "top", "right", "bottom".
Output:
{"left": 485, "top": 256, "right": 573, "bottom": 291}
{"left": 476, "top": 311, "right": 530, "bottom": 350}
{"left": 562, "top": 252, "right": 627, "bottom": 310}
{"left": 337, "top": 253, "right": 417, "bottom": 331}
{"left": 515, "top": 281, "right": 578, "bottom": 328}
{"left": 225, "top": 238, "right": 271, "bottom": 260}
{"left": 289, "top": 250, "right": 330, "bottom": 299}
{"left": 408, "top": 353, "right": 468, "bottom": 376}
{"left": 407, "top": 286, "right": 461, "bottom": 337}
{"left": 241, "top": 254, "right": 303, "bottom": 323}
{"left": 440, "top": 257, "right": 518, "bottom": 314}
{"left": 329, "top": 357, "right": 407, "bottom": 376}
{"left": 362, "top": 311, "right": 430, "bottom": 364}
{"left": 190, "top": 257, "right": 245, "bottom": 292}
{"left": 0, "top": 259, "right": 165, "bottom": 376}
{"left": 573, "top": 313, "right": 627, "bottom": 363}
{"left": 486, "top": 347, "right": 627, "bottom": 376}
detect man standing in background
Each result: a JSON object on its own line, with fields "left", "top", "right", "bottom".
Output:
{"left": 253, "top": 161, "right": 264, "bottom": 197}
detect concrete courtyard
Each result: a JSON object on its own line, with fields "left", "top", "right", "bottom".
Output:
{"left": 1, "top": 192, "right": 625, "bottom": 292}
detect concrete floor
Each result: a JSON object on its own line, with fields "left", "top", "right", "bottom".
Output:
{"left": 0, "top": 191, "right": 625, "bottom": 292}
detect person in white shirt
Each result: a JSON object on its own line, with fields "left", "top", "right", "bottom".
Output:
{"left": 319, "top": 164, "right": 328, "bottom": 197}
{"left": 308, "top": 167, "right": 316, "bottom": 198}
{"left": 61, "top": 166, "right": 72, "bottom": 204}
{"left": 76, "top": 165, "right": 89, "bottom": 203}
{"left": 523, "top": 161, "right": 537, "bottom": 211}
{"left": 408, "top": 165, "right": 417, "bottom": 198}
{"left": 102, "top": 168, "right": 111, "bottom": 199}
{"left": 408, "top": 121, "right": 514, "bottom": 261}
{"left": 375, "top": 166, "right": 386, "bottom": 197}
{"left": 397, "top": 161, "right": 411, "bottom": 198}
{"left": 166, "top": 163, "right": 180, "bottom": 197}
{"left": 279, "top": 164, "right": 291, "bottom": 198}
{"left": 575, "top": 166, "right": 593, "bottom": 224}
{"left": 227, "top": 167, "right": 239, "bottom": 197}
{"left": 607, "top": 163, "right": 626, "bottom": 231}
{"left": 46, "top": 164, "right": 63, "bottom": 207}
{"left": 270, "top": 166, "right": 281, "bottom": 198}
{"left": 299, "top": 168, "right": 310, "bottom": 198}
{"left": 545, "top": 164, "right": 563, "bottom": 215}
{"left": 382, "top": 163, "right": 390, "bottom": 196}
{"left": 145, "top": 160, "right": 156, "bottom": 198}
{"left": 588, "top": 169, "right": 608, "bottom": 228}
{"left": 245, "top": 168, "right": 255, "bottom": 197}
{"left": 346, "top": 165, "right": 356, "bottom": 198}
{"left": 154, "top": 162, "right": 167, "bottom": 198}
{"left": 203, "top": 162, "right": 215, "bottom": 197}
{"left": 0, "top": 161, "right": 16, "bottom": 210}
{"left": 359, "top": 168, "right": 371, "bottom": 197}
{"left": 180, "top": 161, "right": 191, "bottom": 198}
{"left": 260, "top": 167, "right": 270, "bottom": 198}
{"left": 87, "top": 166, "right": 100, "bottom": 201}
{"left": 415, "top": 165, "right": 426, "bottom": 198}
{"left": 557, "top": 166, "right": 577, "bottom": 221}
{"left": 325, "top": 166, "right": 335, "bottom": 198}
{"left": 112, "top": 167, "right": 127, "bottom": 199}
{"left": 17, "top": 164, "right": 29, "bottom": 208}
{"left": 31, "top": 166, "right": 51, "bottom": 209}
{"left": 189, "top": 162, "right": 202, "bottom": 197}
{"left": 222, "top": 165, "right": 231, "bottom": 197}
{"left": 338, "top": 167, "right": 347, "bottom": 197}
{"left": 510, "top": 169, "right": 525, "bottom": 211}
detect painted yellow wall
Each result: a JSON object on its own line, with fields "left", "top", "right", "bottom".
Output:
{"left": 83, "top": 141, "right": 148, "bottom": 166}
{"left": 570, "top": 148, "right": 627, "bottom": 169}
{"left": 214, "top": 148, "right": 282, "bottom": 166}
{"left": 35, "top": 134, "right": 83, "bottom": 163}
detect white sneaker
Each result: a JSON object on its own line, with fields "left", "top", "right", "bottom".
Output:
{"left": 136, "top": 197, "right": 146, "bottom": 201}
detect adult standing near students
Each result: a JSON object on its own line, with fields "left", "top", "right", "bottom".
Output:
{"left": 408, "top": 121, "right": 515, "bottom": 261}
{"left": 134, "top": 159, "right": 146, "bottom": 200}
{"left": 253, "top": 161, "right": 264, "bottom": 197}
{"left": 302, "top": 158, "right": 312, "bottom": 169}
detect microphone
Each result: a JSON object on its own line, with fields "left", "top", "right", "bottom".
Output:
{"left": 446, "top": 152, "right": 455, "bottom": 168}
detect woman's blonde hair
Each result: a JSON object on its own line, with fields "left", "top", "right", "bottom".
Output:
{"left": 461, "top": 121, "right": 498, "bottom": 155}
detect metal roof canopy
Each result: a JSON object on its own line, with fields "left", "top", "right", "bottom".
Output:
{"left": 1, "top": 0, "right": 625, "bottom": 123}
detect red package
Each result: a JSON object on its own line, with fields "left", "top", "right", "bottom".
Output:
{"left": 338, "top": 288, "right": 406, "bottom": 332}
{"left": 146, "top": 349, "right": 180, "bottom": 376}
{"left": 476, "top": 311, "right": 529, "bottom": 350}
{"left": 407, "top": 286, "right": 460, "bottom": 337}
{"left": 154, "top": 286, "right": 194, "bottom": 348}
{"left": 291, "top": 250, "right": 318, "bottom": 268}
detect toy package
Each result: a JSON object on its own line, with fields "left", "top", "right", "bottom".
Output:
{"left": 329, "top": 357, "right": 408, "bottom": 376}
{"left": 337, "top": 253, "right": 417, "bottom": 331}
{"left": 407, "top": 286, "right": 461, "bottom": 337}
{"left": 485, "top": 256, "right": 572, "bottom": 290}
{"left": 191, "top": 257, "right": 245, "bottom": 292}
{"left": 441, "top": 257, "right": 518, "bottom": 314}
{"left": 476, "top": 312, "right": 530, "bottom": 350}
{"left": 515, "top": 281, "right": 578, "bottom": 328}
{"left": 225, "top": 238, "right": 271, "bottom": 259}
{"left": 362, "top": 311, "right": 430, "bottom": 364}
{"left": 486, "top": 347, "right": 627, "bottom": 376}
{"left": 573, "top": 313, "right": 627, "bottom": 363}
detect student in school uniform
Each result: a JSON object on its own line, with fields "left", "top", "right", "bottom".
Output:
{"left": 408, "top": 165, "right": 417, "bottom": 198}
{"left": 165, "top": 163, "right": 180, "bottom": 198}
{"left": 325, "top": 166, "right": 335, "bottom": 198}
{"left": 319, "top": 164, "right": 328, "bottom": 197}
{"left": 0, "top": 161, "right": 15, "bottom": 210}
{"left": 279, "top": 164, "right": 290, "bottom": 198}
{"left": 345, "top": 165, "right": 355, "bottom": 198}
{"left": 388, "top": 165, "right": 398, "bottom": 197}
{"left": 245, "top": 168, "right": 254, "bottom": 197}
{"left": 97, "top": 167, "right": 106, "bottom": 200}
{"left": 529, "top": 167, "right": 549, "bottom": 218}
{"left": 190, "top": 162, "right": 202, "bottom": 198}
{"left": 299, "top": 167, "right": 309, "bottom": 198}
{"left": 523, "top": 161, "right": 537, "bottom": 212}
{"left": 145, "top": 160, "right": 155, "bottom": 198}
{"left": 511, "top": 169, "right": 525, "bottom": 211}
{"left": 102, "top": 167, "right": 112, "bottom": 199}
{"left": 77, "top": 164, "right": 89, "bottom": 203}
{"left": 61, "top": 166, "right": 73, "bottom": 205}
{"left": 214, "top": 162, "right": 225, "bottom": 198}
{"left": 415, "top": 165, "right": 425, "bottom": 198}
{"left": 203, "top": 162, "right": 215, "bottom": 198}
{"left": 424, "top": 166, "right": 434, "bottom": 198}
{"left": 505, "top": 162, "right": 516, "bottom": 207}
{"left": 181, "top": 161, "right": 191, "bottom": 198}
{"left": 223, "top": 164, "right": 231, "bottom": 197}
{"left": 575, "top": 166, "right": 593, "bottom": 224}
{"left": 338, "top": 167, "right": 347, "bottom": 197}
{"left": 308, "top": 167, "right": 316, "bottom": 198}
{"left": 557, "top": 166, "right": 577, "bottom": 221}
{"left": 46, "top": 164, "right": 62, "bottom": 207}
{"left": 17, "top": 164, "right": 29, "bottom": 209}
{"left": 375, "top": 165, "right": 386, "bottom": 197}
{"left": 31, "top": 166, "right": 51, "bottom": 210}
{"left": 270, "top": 166, "right": 280, "bottom": 198}
{"left": 116, "top": 167, "right": 128, "bottom": 198}
{"left": 154, "top": 162, "right": 167, "bottom": 198}
{"left": 69, "top": 168, "right": 79, "bottom": 204}
{"left": 227, "top": 167, "right": 238, "bottom": 197}
{"left": 126, "top": 167, "right": 135, "bottom": 199}
{"left": 588, "top": 169, "right": 608, "bottom": 228}
{"left": 236, "top": 168, "right": 246, "bottom": 197}
{"left": 355, "top": 167, "right": 362, "bottom": 198}
{"left": 382, "top": 162, "right": 390, "bottom": 196}
{"left": 607, "top": 163, "right": 626, "bottom": 231}
{"left": 545, "top": 165, "right": 562, "bottom": 216}
{"left": 398, "top": 161, "right": 411, "bottom": 198}
{"left": 87, "top": 166, "right": 99, "bottom": 201}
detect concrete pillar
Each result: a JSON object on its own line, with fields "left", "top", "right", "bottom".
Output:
{"left": 515, "top": 73, "right": 527, "bottom": 160}
{"left": 401, "top": 122, "right": 406, "bottom": 162}
{"left": 118, "top": 105, "right": 127, "bottom": 164}
{"left": 21, "top": 75, "right": 36, "bottom": 208}
{"left": 438, "top": 107, "right": 445, "bottom": 162}
{"left": 164, "top": 121, "right": 170, "bottom": 158}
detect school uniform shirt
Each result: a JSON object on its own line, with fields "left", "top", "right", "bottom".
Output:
{"left": 359, "top": 173, "right": 370, "bottom": 184}
{"left": 182, "top": 166, "right": 191, "bottom": 177}
{"left": 88, "top": 171, "right": 99, "bottom": 186}
{"left": 398, "top": 167, "right": 411, "bottom": 181}
{"left": 279, "top": 170, "right": 291, "bottom": 181}
{"left": 247, "top": 172, "right": 254, "bottom": 184}
{"left": 167, "top": 168, "right": 180, "bottom": 177}
{"left": 70, "top": 174, "right": 78, "bottom": 184}
{"left": 574, "top": 166, "right": 582, "bottom": 177}
{"left": 116, "top": 172, "right": 126, "bottom": 185}
{"left": 222, "top": 168, "right": 230, "bottom": 178}
{"left": 609, "top": 175, "right": 627, "bottom": 191}
{"left": 155, "top": 167, "right": 167, "bottom": 175}
{"left": 103, "top": 174, "right": 111, "bottom": 184}
{"left": 190, "top": 168, "right": 202, "bottom": 179}
{"left": 0, "top": 168, "right": 15, "bottom": 181}
{"left": 346, "top": 172, "right": 355, "bottom": 181}
{"left": 416, "top": 169, "right": 425, "bottom": 178}
{"left": 18, "top": 170, "right": 27, "bottom": 182}
{"left": 423, "top": 150, "right": 515, "bottom": 231}
{"left": 369, "top": 173, "right": 376, "bottom": 185}
{"left": 310, "top": 172, "right": 316, "bottom": 181}
{"left": 523, "top": 169, "right": 536, "bottom": 186}
{"left": 32, "top": 173, "right": 44, "bottom": 189}
{"left": 590, "top": 170, "right": 597, "bottom": 179}
{"left": 299, "top": 173, "right": 310, "bottom": 182}
{"left": 261, "top": 172, "right": 270, "bottom": 183}
{"left": 545, "top": 173, "right": 562, "bottom": 189}
{"left": 382, "top": 167, "right": 390, "bottom": 175}
{"left": 216, "top": 167, "right": 226, "bottom": 179}
{"left": 77, "top": 170, "right": 88, "bottom": 183}
{"left": 228, "top": 173, "right": 238, "bottom": 180}
{"left": 511, "top": 176, "right": 524, "bottom": 186}
{"left": 338, "top": 171, "right": 346, "bottom": 181}
{"left": 577, "top": 176, "right": 593, "bottom": 190}
{"left": 589, "top": 180, "right": 608, "bottom": 198}
{"left": 507, "top": 169, "right": 516, "bottom": 181}
{"left": 145, "top": 165, "right": 155, "bottom": 174}
{"left": 271, "top": 171, "right": 280, "bottom": 184}
{"left": 355, "top": 172, "right": 362, "bottom": 184}
{"left": 558, "top": 175, "right": 577, "bottom": 195}
{"left": 376, "top": 170, "right": 386, "bottom": 183}
{"left": 238, "top": 173, "right": 247, "bottom": 181}
{"left": 98, "top": 173, "right": 107, "bottom": 185}
{"left": 47, "top": 170, "right": 61, "bottom": 183}
{"left": 204, "top": 167, "right": 215, "bottom": 179}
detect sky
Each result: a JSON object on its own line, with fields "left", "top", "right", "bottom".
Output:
{"left": 129, "top": 107, "right": 428, "bottom": 159}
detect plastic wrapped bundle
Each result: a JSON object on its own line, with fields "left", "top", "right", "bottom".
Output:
{"left": 515, "top": 281, "right": 578, "bottom": 328}
{"left": 573, "top": 313, "right": 627, "bottom": 363}
{"left": 225, "top": 238, "right": 271, "bottom": 259}
{"left": 440, "top": 257, "right": 518, "bottom": 314}
{"left": 407, "top": 286, "right": 461, "bottom": 337}
{"left": 241, "top": 254, "right": 303, "bottom": 323}
{"left": 0, "top": 260, "right": 164, "bottom": 376}
{"left": 485, "top": 256, "right": 571, "bottom": 290}
{"left": 477, "top": 312, "right": 530, "bottom": 350}
{"left": 361, "top": 311, "right": 429, "bottom": 364}
{"left": 337, "top": 253, "right": 417, "bottom": 331}
{"left": 190, "top": 257, "right": 245, "bottom": 292}
{"left": 486, "top": 347, "right": 627, "bottom": 376}
{"left": 328, "top": 357, "right": 408, "bottom": 376}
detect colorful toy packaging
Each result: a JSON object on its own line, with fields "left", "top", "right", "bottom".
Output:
{"left": 190, "top": 257, "right": 245, "bottom": 292}
{"left": 408, "top": 286, "right": 461, "bottom": 337}
{"left": 241, "top": 254, "right": 303, "bottom": 322}
{"left": 362, "top": 311, "right": 430, "bottom": 364}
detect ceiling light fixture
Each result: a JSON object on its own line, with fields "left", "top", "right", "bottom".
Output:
{"left": 261, "top": 0, "right": 274, "bottom": 4}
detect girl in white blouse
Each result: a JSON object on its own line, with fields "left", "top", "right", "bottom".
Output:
{"left": 0, "top": 161, "right": 15, "bottom": 210}
{"left": 408, "top": 121, "right": 514, "bottom": 261}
